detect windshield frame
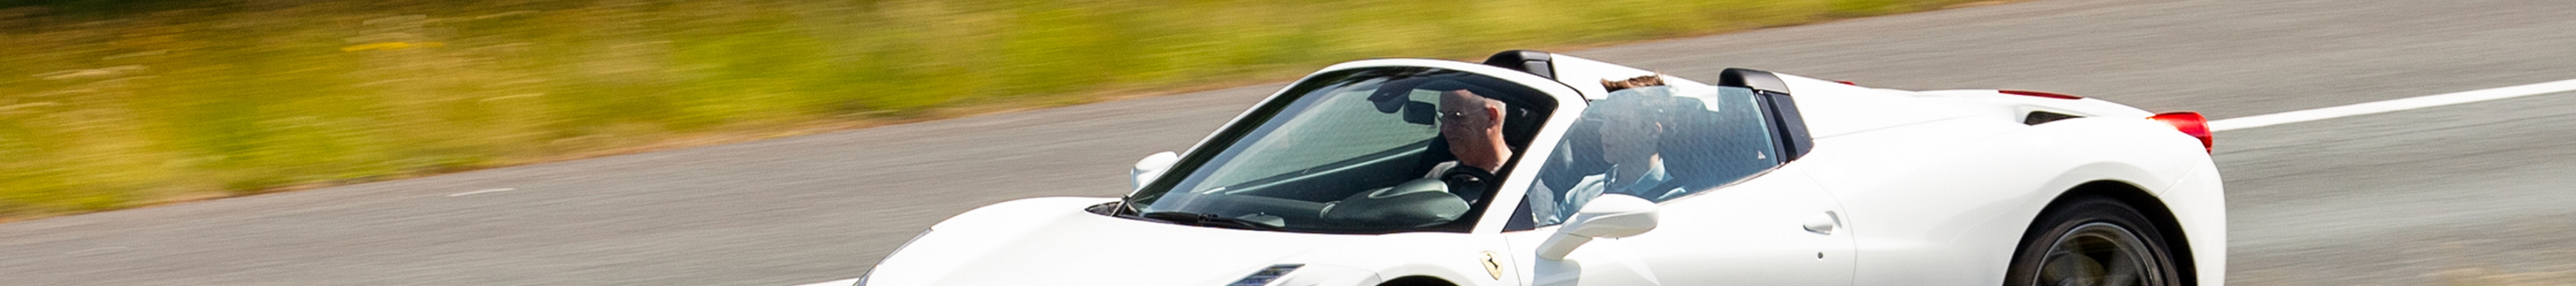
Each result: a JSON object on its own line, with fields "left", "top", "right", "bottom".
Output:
{"left": 1120, "top": 59, "right": 1588, "bottom": 234}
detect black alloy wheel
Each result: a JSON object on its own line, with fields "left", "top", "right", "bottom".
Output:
{"left": 2004, "top": 197, "right": 2182, "bottom": 286}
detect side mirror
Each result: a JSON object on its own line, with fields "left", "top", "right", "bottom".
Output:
{"left": 1537, "top": 194, "right": 1658, "bottom": 260}
{"left": 1131, "top": 151, "right": 1180, "bottom": 190}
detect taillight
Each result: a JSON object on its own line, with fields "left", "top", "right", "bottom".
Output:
{"left": 2150, "top": 112, "right": 2212, "bottom": 153}
{"left": 1999, "top": 89, "right": 2084, "bottom": 100}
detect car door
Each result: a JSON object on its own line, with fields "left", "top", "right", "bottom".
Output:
{"left": 1502, "top": 221, "right": 1664, "bottom": 286}
{"left": 1499, "top": 166, "right": 1852, "bottom": 286}
{"left": 1625, "top": 166, "right": 1854, "bottom": 286}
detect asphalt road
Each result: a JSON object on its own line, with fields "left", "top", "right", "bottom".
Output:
{"left": 7, "top": 0, "right": 2576, "bottom": 285}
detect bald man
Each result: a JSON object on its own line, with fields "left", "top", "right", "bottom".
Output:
{"left": 1437, "top": 89, "right": 1512, "bottom": 174}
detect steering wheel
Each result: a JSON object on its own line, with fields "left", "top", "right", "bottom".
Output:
{"left": 1440, "top": 166, "right": 1496, "bottom": 205}
{"left": 1322, "top": 178, "right": 1471, "bottom": 227}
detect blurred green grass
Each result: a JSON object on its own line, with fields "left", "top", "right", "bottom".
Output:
{"left": 0, "top": 0, "right": 1992, "bottom": 218}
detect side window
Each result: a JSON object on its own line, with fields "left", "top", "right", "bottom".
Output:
{"left": 1512, "top": 85, "right": 1784, "bottom": 229}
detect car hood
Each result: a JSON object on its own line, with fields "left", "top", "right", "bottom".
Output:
{"left": 865, "top": 198, "right": 1385, "bottom": 286}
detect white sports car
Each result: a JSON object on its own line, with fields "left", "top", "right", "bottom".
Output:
{"left": 853, "top": 50, "right": 2224, "bottom": 286}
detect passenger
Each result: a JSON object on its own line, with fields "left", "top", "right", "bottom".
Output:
{"left": 1531, "top": 75, "right": 1682, "bottom": 224}
{"left": 1590, "top": 90, "right": 1675, "bottom": 197}
{"left": 1594, "top": 76, "right": 1674, "bottom": 198}
{"left": 1563, "top": 91, "right": 1679, "bottom": 208}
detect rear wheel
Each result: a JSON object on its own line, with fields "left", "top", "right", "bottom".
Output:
{"left": 2004, "top": 197, "right": 2182, "bottom": 286}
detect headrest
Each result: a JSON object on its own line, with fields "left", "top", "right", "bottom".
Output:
{"left": 1480, "top": 50, "right": 1555, "bottom": 80}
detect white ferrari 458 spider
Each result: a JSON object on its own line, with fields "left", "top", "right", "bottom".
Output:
{"left": 853, "top": 50, "right": 2224, "bottom": 286}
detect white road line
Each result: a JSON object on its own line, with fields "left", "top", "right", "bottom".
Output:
{"left": 790, "top": 278, "right": 858, "bottom": 286}
{"left": 445, "top": 188, "right": 516, "bottom": 197}
{"left": 2208, "top": 78, "right": 2576, "bottom": 131}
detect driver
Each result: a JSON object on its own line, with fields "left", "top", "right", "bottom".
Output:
{"left": 1436, "top": 89, "right": 1513, "bottom": 176}
{"left": 1419, "top": 89, "right": 1514, "bottom": 205}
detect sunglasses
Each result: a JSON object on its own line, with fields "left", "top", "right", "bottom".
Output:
{"left": 1440, "top": 109, "right": 1485, "bottom": 122}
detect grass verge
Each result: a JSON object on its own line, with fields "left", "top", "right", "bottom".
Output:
{"left": 0, "top": 0, "right": 2002, "bottom": 221}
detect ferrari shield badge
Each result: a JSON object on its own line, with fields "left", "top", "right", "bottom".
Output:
{"left": 1479, "top": 251, "right": 1504, "bottom": 280}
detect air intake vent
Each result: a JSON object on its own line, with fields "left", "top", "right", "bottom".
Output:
{"left": 2024, "top": 111, "right": 2081, "bottom": 125}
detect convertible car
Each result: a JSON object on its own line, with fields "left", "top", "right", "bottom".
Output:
{"left": 852, "top": 50, "right": 2224, "bottom": 286}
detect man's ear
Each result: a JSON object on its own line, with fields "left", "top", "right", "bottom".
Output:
{"left": 1483, "top": 105, "right": 1504, "bottom": 123}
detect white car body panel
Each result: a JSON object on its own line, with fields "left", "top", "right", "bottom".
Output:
{"left": 2164, "top": 159, "right": 2228, "bottom": 285}
{"left": 859, "top": 53, "right": 2224, "bottom": 286}
{"left": 1767, "top": 74, "right": 1985, "bottom": 139}
{"left": 1502, "top": 165, "right": 1855, "bottom": 286}
{"left": 1762, "top": 75, "right": 2224, "bottom": 285}
{"left": 871, "top": 197, "right": 1511, "bottom": 286}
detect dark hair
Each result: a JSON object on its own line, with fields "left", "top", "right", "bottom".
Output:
{"left": 1600, "top": 75, "right": 1668, "bottom": 93}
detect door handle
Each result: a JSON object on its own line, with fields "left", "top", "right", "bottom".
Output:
{"left": 1801, "top": 211, "right": 1840, "bottom": 235}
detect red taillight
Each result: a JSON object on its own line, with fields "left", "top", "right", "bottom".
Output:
{"left": 2150, "top": 112, "right": 2212, "bottom": 153}
{"left": 1999, "top": 89, "right": 2084, "bottom": 100}
{"left": 1834, "top": 80, "right": 1858, "bottom": 86}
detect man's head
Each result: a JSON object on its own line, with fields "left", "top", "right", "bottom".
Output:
{"left": 1589, "top": 93, "right": 1666, "bottom": 165}
{"left": 1438, "top": 89, "right": 1510, "bottom": 172}
{"left": 1590, "top": 75, "right": 1674, "bottom": 166}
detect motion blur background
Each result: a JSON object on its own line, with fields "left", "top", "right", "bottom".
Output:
{"left": 11, "top": 0, "right": 2576, "bottom": 285}
{"left": 0, "top": 0, "right": 1979, "bottom": 218}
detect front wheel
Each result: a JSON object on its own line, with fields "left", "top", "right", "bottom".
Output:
{"left": 2004, "top": 197, "right": 2182, "bottom": 286}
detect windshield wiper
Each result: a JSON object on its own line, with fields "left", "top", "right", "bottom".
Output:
{"left": 1137, "top": 211, "right": 1282, "bottom": 231}
{"left": 1118, "top": 198, "right": 1143, "bottom": 215}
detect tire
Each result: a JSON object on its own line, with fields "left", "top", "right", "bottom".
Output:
{"left": 2004, "top": 197, "right": 2183, "bottom": 286}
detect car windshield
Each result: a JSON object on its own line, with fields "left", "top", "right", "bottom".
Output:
{"left": 1123, "top": 66, "right": 1554, "bottom": 233}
